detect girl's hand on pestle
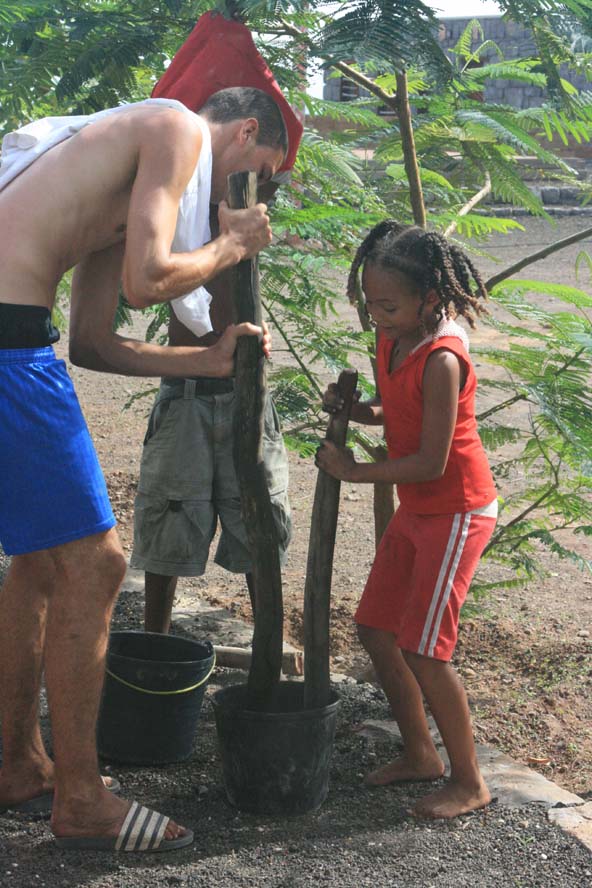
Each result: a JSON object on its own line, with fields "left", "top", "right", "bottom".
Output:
{"left": 322, "top": 383, "right": 360, "bottom": 415}
{"left": 315, "top": 440, "right": 357, "bottom": 481}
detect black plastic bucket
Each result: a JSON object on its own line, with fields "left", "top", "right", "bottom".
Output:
{"left": 212, "top": 682, "right": 340, "bottom": 815}
{"left": 97, "top": 631, "right": 215, "bottom": 764}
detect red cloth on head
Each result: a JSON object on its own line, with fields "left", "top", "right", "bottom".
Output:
{"left": 151, "top": 10, "right": 303, "bottom": 173}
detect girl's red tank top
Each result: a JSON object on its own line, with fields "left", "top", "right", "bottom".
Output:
{"left": 377, "top": 328, "right": 496, "bottom": 515}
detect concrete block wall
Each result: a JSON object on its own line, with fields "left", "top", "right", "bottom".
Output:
{"left": 438, "top": 16, "right": 590, "bottom": 107}
{"left": 323, "top": 15, "right": 591, "bottom": 109}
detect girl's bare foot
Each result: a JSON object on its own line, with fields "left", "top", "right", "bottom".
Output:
{"left": 413, "top": 777, "right": 491, "bottom": 819}
{"left": 365, "top": 753, "right": 445, "bottom": 786}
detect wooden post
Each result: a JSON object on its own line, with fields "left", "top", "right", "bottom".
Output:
{"left": 303, "top": 368, "right": 358, "bottom": 710}
{"left": 213, "top": 645, "right": 304, "bottom": 677}
{"left": 370, "top": 445, "right": 395, "bottom": 547}
{"left": 228, "top": 170, "right": 283, "bottom": 710}
{"left": 351, "top": 279, "right": 395, "bottom": 548}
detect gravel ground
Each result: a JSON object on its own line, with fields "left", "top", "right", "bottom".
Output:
{"left": 1, "top": 579, "right": 591, "bottom": 885}
{"left": 1, "top": 676, "right": 592, "bottom": 888}
{"left": 0, "top": 585, "right": 590, "bottom": 888}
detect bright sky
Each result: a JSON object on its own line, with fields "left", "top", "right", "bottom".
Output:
{"left": 307, "top": 0, "right": 503, "bottom": 96}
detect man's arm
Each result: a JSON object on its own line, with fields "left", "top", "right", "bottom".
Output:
{"left": 70, "top": 243, "right": 265, "bottom": 378}
{"left": 122, "top": 109, "right": 271, "bottom": 308}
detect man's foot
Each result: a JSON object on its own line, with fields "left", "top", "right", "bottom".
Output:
{"left": 0, "top": 770, "right": 119, "bottom": 815}
{"left": 365, "top": 753, "right": 445, "bottom": 786}
{"left": 51, "top": 787, "right": 190, "bottom": 847}
{"left": 54, "top": 800, "right": 193, "bottom": 852}
{"left": 412, "top": 777, "right": 491, "bottom": 819}
{"left": 0, "top": 756, "right": 55, "bottom": 811}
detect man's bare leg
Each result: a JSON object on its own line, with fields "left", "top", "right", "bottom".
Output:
{"left": 357, "top": 625, "right": 445, "bottom": 785}
{"left": 403, "top": 651, "right": 491, "bottom": 819}
{"left": 0, "top": 529, "right": 187, "bottom": 841}
{"left": 0, "top": 552, "right": 56, "bottom": 807}
{"left": 144, "top": 572, "right": 178, "bottom": 634}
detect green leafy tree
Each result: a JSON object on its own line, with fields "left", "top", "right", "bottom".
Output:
{"left": 2, "top": 0, "right": 591, "bottom": 586}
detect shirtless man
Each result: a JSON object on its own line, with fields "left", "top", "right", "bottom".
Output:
{"left": 0, "top": 87, "right": 287, "bottom": 851}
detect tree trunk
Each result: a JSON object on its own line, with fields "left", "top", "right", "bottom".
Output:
{"left": 395, "top": 71, "right": 426, "bottom": 229}
{"left": 228, "top": 170, "right": 283, "bottom": 710}
{"left": 303, "top": 368, "right": 358, "bottom": 709}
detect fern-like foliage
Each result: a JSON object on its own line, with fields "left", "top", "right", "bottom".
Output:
{"left": 317, "top": 0, "right": 451, "bottom": 81}
{"left": 0, "top": 1, "right": 209, "bottom": 131}
{"left": 3, "top": 0, "right": 592, "bottom": 595}
{"left": 473, "top": 280, "right": 592, "bottom": 578}
{"left": 373, "top": 40, "right": 592, "bottom": 218}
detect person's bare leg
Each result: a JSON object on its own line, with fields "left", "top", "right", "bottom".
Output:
{"left": 144, "top": 572, "right": 178, "bottom": 634}
{"left": 42, "top": 530, "right": 186, "bottom": 841}
{"left": 0, "top": 551, "right": 56, "bottom": 807}
{"left": 403, "top": 651, "right": 490, "bottom": 819}
{"left": 358, "top": 625, "right": 445, "bottom": 785}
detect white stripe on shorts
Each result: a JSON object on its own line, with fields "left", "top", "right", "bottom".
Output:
{"left": 426, "top": 513, "right": 471, "bottom": 656}
{"left": 418, "top": 513, "right": 472, "bottom": 657}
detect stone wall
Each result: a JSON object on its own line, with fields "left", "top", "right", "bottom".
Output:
{"left": 438, "top": 16, "right": 589, "bottom": 108}
{"left": 324, "top": 15, "right": 590, "bottom": 110}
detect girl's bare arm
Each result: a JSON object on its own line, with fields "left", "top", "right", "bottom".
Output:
{"left": 323, "top": 383, "right": 384, "bottom": 425}
{"left": 317, "top": 350, "right": 460, "bottom": 482}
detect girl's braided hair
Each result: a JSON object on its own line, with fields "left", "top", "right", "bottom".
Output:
{"left": 347, "top": 221, "right": 489, "bottom": 328}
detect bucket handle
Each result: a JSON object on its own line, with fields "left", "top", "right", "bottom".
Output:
{"left": 105, "top": 653, "right": 216, "bottom": 696}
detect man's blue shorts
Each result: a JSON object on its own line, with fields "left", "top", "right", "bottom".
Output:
{"left": 0, "top": 347, "right": 116, "bottom": 555}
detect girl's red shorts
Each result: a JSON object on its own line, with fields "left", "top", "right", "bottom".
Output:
{"left": 355, "top": 504, "right": 496, "bottom": 661}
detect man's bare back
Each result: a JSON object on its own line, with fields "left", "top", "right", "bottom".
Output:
{"left": 0, "top": 105, "right": 165, "bottom": 306}
{"left": 0, "top": 102, "right": 279, "bottom": 313}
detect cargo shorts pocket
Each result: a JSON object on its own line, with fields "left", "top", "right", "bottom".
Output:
{"left": 143, "top": 396, "right": 177, "bottom": 446}
{"left": 132, "top": 492, "right": 216, "bottom": 569}
{"left": 138, "top": 395, "right": 214, "bottom": 499}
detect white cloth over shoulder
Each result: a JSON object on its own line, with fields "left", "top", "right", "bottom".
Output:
{"left": 168, "top": 113, "right": 213, "bottom": 337}
{"left": 0, "top": 98, "right": 214, "bottom": 337}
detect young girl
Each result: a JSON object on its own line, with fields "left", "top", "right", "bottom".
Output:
{"left": 317, "top": 222, "right": 497, "bottom": 820}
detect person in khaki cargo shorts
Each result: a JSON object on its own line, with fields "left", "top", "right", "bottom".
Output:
{"left": 130, "top": 208, "right": 291, "bottom": 633}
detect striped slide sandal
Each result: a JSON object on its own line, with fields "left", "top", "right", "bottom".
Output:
{"left": 54, "top": 801, "right": 194, "bottom": 852}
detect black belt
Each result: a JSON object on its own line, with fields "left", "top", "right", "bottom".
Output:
{"left": 162, "top": 376, "right": 235, "bottom": 396}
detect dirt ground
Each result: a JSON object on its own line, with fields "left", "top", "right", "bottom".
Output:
{"left": 63, "top": 214, "right": 592, "bottom": 799}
